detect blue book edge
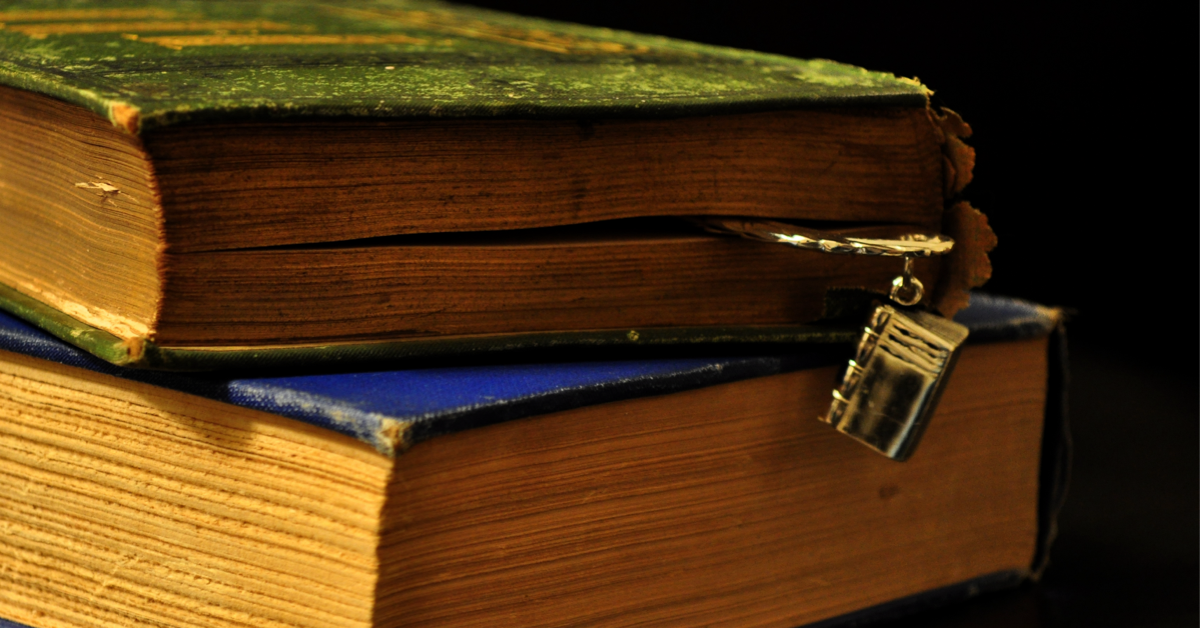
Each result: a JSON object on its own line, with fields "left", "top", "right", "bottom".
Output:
{"left": 0, "top": 293, "right": 1060, "bottom": 457}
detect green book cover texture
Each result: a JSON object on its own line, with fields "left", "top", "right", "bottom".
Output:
{"left": 0, "top": 0, "right": 928, "bottom": 132}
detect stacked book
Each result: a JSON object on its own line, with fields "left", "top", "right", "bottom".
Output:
{"left": 0, "top": 2, "right": 1066, "bottom": 627}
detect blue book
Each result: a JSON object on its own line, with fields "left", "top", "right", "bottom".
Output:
{"left": 0, "top": 294, "right": 1065, "bottom": 628}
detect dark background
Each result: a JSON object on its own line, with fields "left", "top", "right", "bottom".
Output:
{"left": 461, "top": 2, "right": 1198, "bottom": 626}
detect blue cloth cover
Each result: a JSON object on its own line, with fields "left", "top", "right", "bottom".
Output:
{"left": 0, "top": 294, "right": 1056, "bottom": 456}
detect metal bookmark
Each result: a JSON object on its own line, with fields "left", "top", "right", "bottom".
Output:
{"left": 694, "top": 217, "right": 968, "bottom": 461}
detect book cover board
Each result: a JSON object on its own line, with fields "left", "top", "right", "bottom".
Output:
{"left": 0, "top": 1, "right": 928, "bottom": 129}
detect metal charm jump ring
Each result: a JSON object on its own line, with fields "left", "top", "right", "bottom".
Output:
{"left": 889, "top": 256, "right": 924, "bottom": 306}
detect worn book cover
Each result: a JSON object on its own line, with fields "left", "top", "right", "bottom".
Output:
{"left": 0, "top": 1, "right": 931, "bottom": 126}
{"left": 0, "top": 0, "right": 994, "bottom": 369}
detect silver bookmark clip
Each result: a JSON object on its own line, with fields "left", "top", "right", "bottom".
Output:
{"left": 693, "top": 217, "right": 969, "bottom": 461}
{"left": 693, "top": 217, "right": 955, "bottom": 257}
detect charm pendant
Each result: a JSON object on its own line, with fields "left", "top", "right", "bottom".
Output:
{"left": 691, "top": 217, "right": 969, "bottom": 461}
{"left": 822, "top": 304, "right": 968, "bottom": 461}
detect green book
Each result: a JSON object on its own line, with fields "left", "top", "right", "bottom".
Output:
{"left": 0, "top": 0, "right": 992, "bottom": 368}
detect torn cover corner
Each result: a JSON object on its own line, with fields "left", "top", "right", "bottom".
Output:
{"left": 935, "top": 107, "right": 973, "bottom": 138}
{"left": 933, "top": 201, "right": 997, "bottom": 318}
{"left": 926, "top": 103, "right": 988, "bottom": 317}
{"left": 934, "top": 106, "right": 975, "bottom": 198}
{"left": 108, "top": 102, "right": 142, "bottom": 134}
{"left": 123, "top": 335, "right": 146, "bottom": 364}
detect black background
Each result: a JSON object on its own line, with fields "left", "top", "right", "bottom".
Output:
{"left": 461, "top": 2, "right": 1198, "bottom": 626}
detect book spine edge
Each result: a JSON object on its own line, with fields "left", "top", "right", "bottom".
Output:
{"left": 0, "top": 283, "right": 139, "bottom": 366}
{"left": 0, "top": 61, "right": 140, "bottom": 133}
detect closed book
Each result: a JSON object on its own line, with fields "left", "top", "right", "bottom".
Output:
{"left": 0, "top": 0, "right": 993, "bottom": 368}
{"left": 0, "top": 293, "right": 1067, "bottom": 628}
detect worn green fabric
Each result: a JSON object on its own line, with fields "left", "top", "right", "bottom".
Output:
{"left": 0, "top": 0, "right": 928, "bottom": 132}
{"left": 0, "top": 283, "right": 137, "bottom": 365}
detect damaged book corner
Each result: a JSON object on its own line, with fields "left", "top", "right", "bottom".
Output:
{"left": 0, "top": 2, "right": 1066, "bottom": 628}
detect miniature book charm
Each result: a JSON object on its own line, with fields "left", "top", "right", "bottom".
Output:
{"left": 823, "top": 305, "right": 969, "bottom": 461}
{"left": 693, "top": 217, "right": 969, "bottom": 460}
